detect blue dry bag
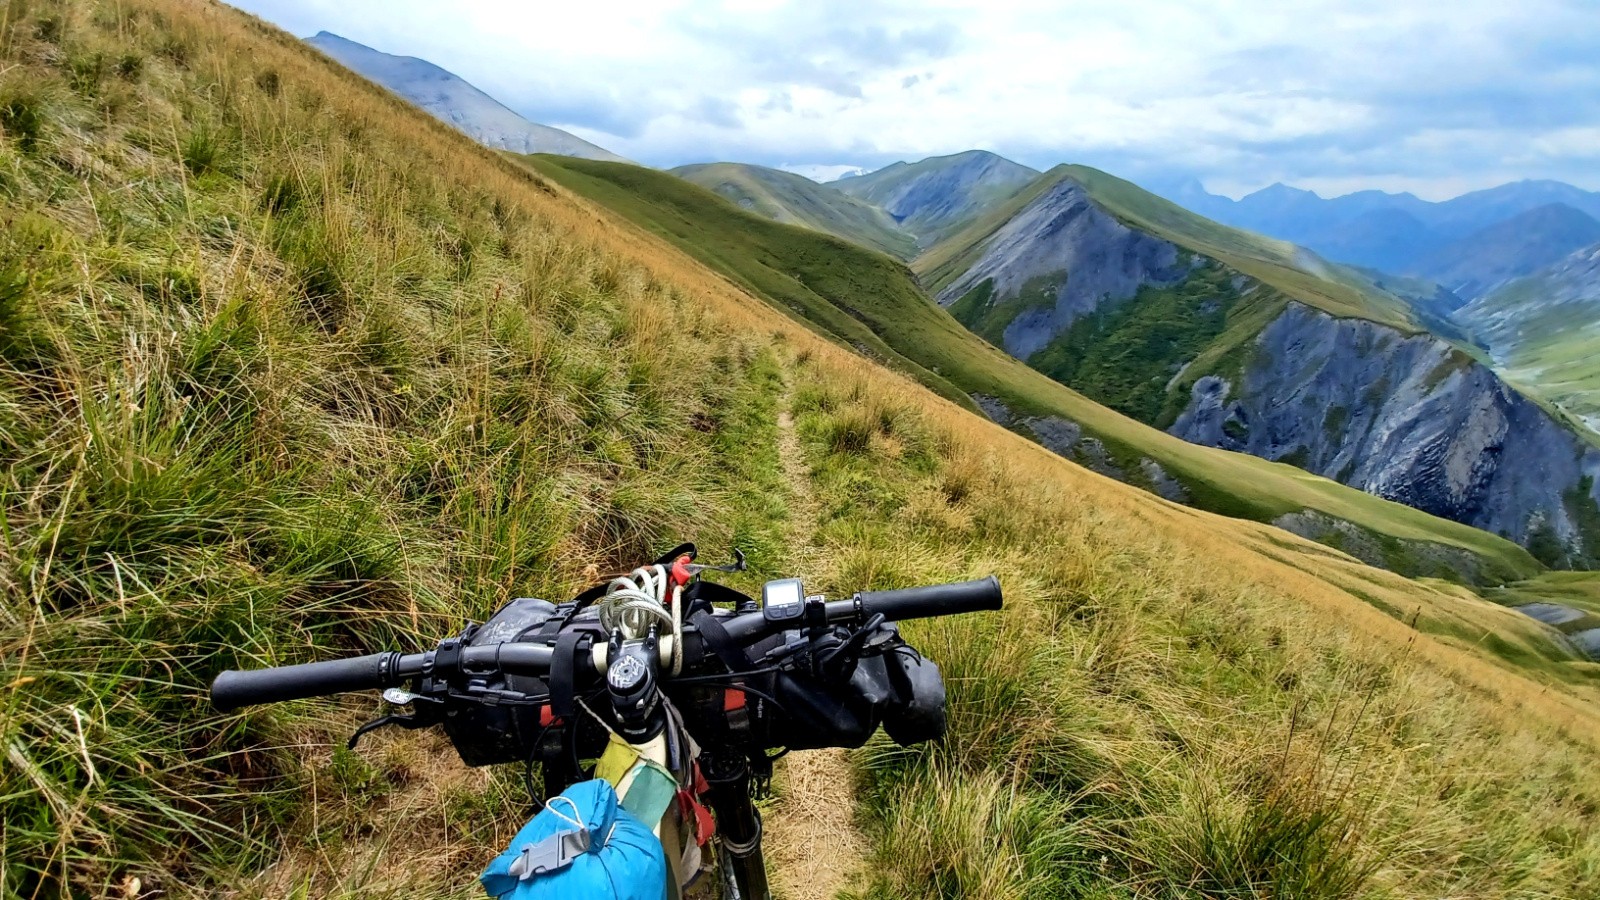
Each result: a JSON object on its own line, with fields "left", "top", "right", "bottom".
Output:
{"left": 481, "top": 779, "right": 668, "bottom": 900}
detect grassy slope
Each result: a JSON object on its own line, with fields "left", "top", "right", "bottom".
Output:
{"left": 1465, "top": 278, "right": 1600, "bottom": 436}
{"left": 514, "top": 153, "right": 975, "bottom": 410}
{"left": 1501, "top": 327, "right": 1600, "bottom": 433}
{"left": 671, "top": 161, "right": 918, "bottom": 260}
{"left": 524, "top": 156, "right": 1540, "bottom": 584}
{"left": 7, "top": 3, "right": 1600, "bottom": 900}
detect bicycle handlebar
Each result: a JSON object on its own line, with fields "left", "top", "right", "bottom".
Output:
{"left": 209, "top": 577, "right": 1001, "bottom": 710}
{"left": 719, "top": 576, "right": 1004, "bottom": 642}
{"left": 211, "top": 644, "right": 561, "bottom": 711}
{"left": 859, "top": 575, "right": 1003, "bottom": 621}
{"left": 212, "top": 651, "right": 405, "bottom": 711}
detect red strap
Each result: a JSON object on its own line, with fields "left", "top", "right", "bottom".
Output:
{"left": 669, "top": 554, "right": 694, "bottom": 588}
{"left": 676, "top": 789, "right": 717, "bottom": 845}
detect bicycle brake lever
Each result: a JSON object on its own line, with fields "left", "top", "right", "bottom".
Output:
{"left": 686, "top": 548, "right": 746, "bottom": 576}
{"left": 347, "top": 713, "right": 427, "bottom": 750}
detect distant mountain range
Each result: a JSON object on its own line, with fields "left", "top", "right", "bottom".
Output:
{"left": 304, "top": 32, "right": 627, "bottom": 162}
{"left": 1162, "top": 177, "right": 1600, "bottom": 299}
{"left": 1413, "top": 204, "right": 1600, "bottom": 301}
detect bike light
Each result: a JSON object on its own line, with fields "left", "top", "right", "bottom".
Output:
{"left": 761, "top": 578, "right": 805, "bottom": 625}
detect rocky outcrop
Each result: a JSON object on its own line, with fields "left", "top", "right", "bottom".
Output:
{"left": 1172, "top": 302, "right": 1600, "bottom": 563}
{"left": 971, "top": 395, "right": 1186, "bottom": 502}
{"left": 1273, "top": 510, "right": 1491, "bottom": 580}
{"left": 1514, "top": 603, "right": 1600, "bottom": 660}
{"left": 937, "top": 179, "right": 1194, "bottom": 358}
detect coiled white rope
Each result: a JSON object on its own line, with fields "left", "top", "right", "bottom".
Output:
{"left": 595, "top": 564, "right": 684, "bottom": 674}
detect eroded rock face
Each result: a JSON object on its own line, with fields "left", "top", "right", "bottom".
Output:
{"left": 1139, "top": 459, "right": 1189, "bottom": 503}
{"left": 971, "top": 395, "right": 1187, "bottom": 502}
{"left": 937, "top": 179, "right": 1192, "bottom": 359}
{"left": 1173, "top": 302, "right": 1600, "bottom": 559}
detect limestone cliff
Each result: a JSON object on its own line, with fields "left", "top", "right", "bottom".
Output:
{"left": 1171, "top": 303, "right": 1600, "bottom": 564}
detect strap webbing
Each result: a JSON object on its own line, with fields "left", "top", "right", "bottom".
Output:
{"left": 550, "top": 630, "right": 590, "bottom": 720}
{"left": 690, "top": 610, "right": 750, "bottom": 673}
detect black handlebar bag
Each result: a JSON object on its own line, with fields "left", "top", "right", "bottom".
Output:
{"left": 442, "top": 597, "right": 559, "bottom": 768}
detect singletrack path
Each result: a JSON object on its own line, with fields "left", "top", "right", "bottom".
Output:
{"left": 761, "top": 382, "right": 868, "bottom": 900}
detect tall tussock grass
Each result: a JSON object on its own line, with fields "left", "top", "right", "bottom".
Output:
{"left": 2, "top": 1, "right": 1599, "bottom": 898}
{"left": 786, "top": 379, "right": 1600, "bottom": 898}
{"left": 0, "top": 0, "right": 767, "bottom": 894}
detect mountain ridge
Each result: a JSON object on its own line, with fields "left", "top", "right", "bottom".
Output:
{"left": 305, "top": 31, "right": 628, "bottom": 162}
{"left": 833, "top": 150, "right": 1040, "bottom": 246}
{"left": 671, "top": 161, "right": 917, "bottom": 259}
{"left": 1412, "top": 203, "right": 1600, "bottom": 301}
{"left": 1162, "top": 176, "right": 1600, "bottom": 275}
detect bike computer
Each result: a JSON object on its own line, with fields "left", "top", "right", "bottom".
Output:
{"left": 762, "top": 578, "right": 805, "bottom": 624}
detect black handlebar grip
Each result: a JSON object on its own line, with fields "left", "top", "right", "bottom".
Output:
{"left": 856, "top": 576, "right": 1003, "bottom": 622}
{"left": 211, "top": 652, "right": 400, "bottom": 711}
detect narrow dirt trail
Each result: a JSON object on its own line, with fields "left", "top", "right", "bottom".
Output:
{"left": 761, "top": 390, "right": 869, "bottom": 900}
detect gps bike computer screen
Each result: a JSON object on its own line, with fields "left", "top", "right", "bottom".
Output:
{"left": 762, "top": 577, "right": 804, "bottom": 624}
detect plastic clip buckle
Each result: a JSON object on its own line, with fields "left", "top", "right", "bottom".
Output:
{"left": 506, "top": 828, "right": 591, "bottom": 880}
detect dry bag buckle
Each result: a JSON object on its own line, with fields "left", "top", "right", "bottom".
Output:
{"left": 506, "top": 828, "right": 591, "bottom": 880}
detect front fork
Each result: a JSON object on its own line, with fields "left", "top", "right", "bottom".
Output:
{"left": 701, "top": 749, "right": 772, "bottom": 900}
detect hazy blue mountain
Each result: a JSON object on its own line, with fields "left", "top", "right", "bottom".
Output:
{"left": 1297, "top": 208, "right": 1442, "bottom": 274}
{"left": 1414, "top": 203, "right": 1600, "bottom": 300}
{"left": 305, "top": 32, "right": 628, "bottom": 162}
{"left": 1154, "top": 177, "right": 1600, "bottom": 276}
{"left": 833, "top": 150, "right": 1039, "bottom": 246}
{"left": 1432, "top": 181, "right": 1600, "bottom": 238}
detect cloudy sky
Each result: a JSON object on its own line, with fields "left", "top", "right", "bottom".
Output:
{"left": 232, "top": 0, "right": 1600, "bottom": 200}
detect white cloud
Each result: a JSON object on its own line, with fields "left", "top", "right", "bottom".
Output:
{"left": 231, "top": 0, "right": 1600, "bottom": 199}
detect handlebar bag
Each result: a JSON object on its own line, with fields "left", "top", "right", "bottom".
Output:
{"left": 481, "top": 779, "right": 668, "bottom": 900}
{"left": 447, "top": 598, "right": 560, "bottom": 767}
